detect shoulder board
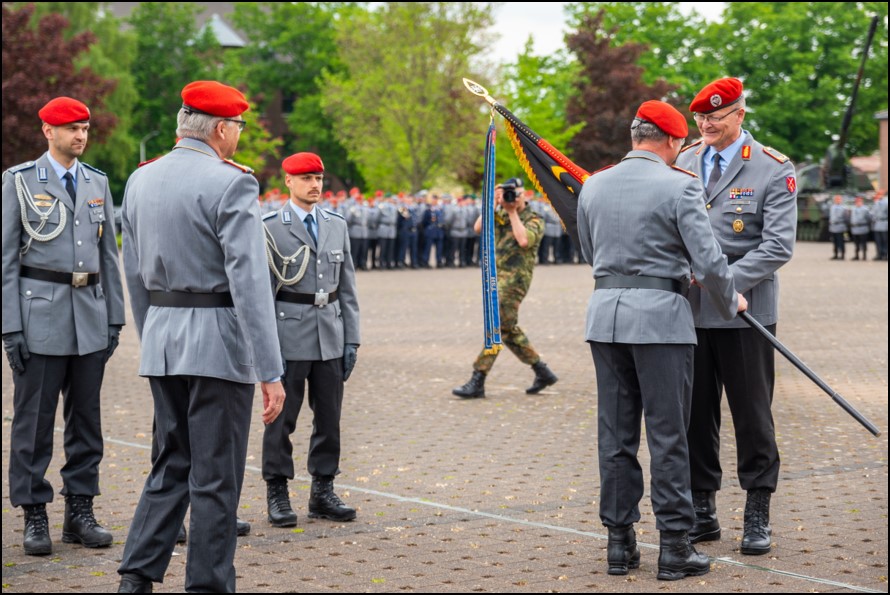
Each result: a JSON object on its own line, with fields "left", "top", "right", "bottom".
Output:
{"left": 762, "top": 147, "right": 790, "bottom": 164}
{"left": 680, "top": 139, "right": 703, "bottom": 154}
{"left": 138, "top": 156, "right": 162, "bottom": 168}
{"left": 7, "top": 161, "right": 36, "bottom": 174}
{"left": 223, "top": 159, "right": 253, "bottom": 174}
{"left": 592, "top": 164, "right": 616, "bottom": 175}
{"left": 262, "top": 211, "right": 278, "bottom": 221}
{"left": 670, "top": 165, "right": 698, "bottom": 178}
{"left": 323, "top": 208, "right": 345, "bottom": 220}
{"left": 81, "top": 162, "right": 107, "bottom": 176}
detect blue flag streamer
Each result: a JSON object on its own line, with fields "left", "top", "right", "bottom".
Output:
{"left": 481, "top": 121, "right": 502, "bottom": 354}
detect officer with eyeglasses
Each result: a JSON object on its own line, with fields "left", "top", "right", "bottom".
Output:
{"left": 676, "top": 77, "right": 797, "bottom": 557}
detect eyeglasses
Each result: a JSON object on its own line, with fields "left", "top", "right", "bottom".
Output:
{"left": 693, "top": 108, "right": 740, "bottom": 124}
{"left": 224, "top": 118, "right": 247, "bottom": 131}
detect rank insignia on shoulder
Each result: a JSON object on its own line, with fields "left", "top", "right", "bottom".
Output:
{"left": 281, "top": 209, "right": 293, "bottom": 225}
{"left": 88, "top": 198, "right": 104, "bottom": 208}
{"left": 680, "top": 139, "right": 703, "bottom": 154}
{"left": 323, "top": 208, "right": 345, "bottom": 220}
{"left": 81, "top": 163, "right": 106, "bottom": 177}
{"left": 262, "top": 210, "right": 278, "bottom": 221}
{"left": 741, "top": 145, "right": 752, "bottom": 160}
{"left": 8, "top": 161, "right": 36, "bottom": 174}
{"left": 671, "top": 165, "right": 698, "bottom": 178}
{"left": 223, "top": 159, "right": 254, "bottom": 174}
{"left": 138, "top": 156, "right": 162, "bottom": 167}
{"left": 763, "top": 147, "right": 790, "bottom": 163}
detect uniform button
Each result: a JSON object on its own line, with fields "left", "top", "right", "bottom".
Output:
{"left": 706, "top": 204, "right": 712, "bottom": 210}
{"left": 77, "top": 240, "right": 83, "bottom": 246}
{"left": 78, "top": 261, "right": 84, "bottom": 267}
{"left": 318, "top": 274, "right": 323, "bottom": 279}
{"left": 75, "top": 220, "right": 80, "bottom": 226}
{"left": 279, "top": 312, "right": 285, "bottom": 318}
{"left": 26, "top": 290, "right": 32, "bottom": 296}
{"left": 736, "top": 207, "right": 742, "bottom": 213}
{"left": 317, "top": 259, "right": 322, "bottom": 264}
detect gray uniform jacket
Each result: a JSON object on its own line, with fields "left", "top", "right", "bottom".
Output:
{"left": 265, "top": 201, "right": 360, "bottom": 362}
{"left": 121, "top": 138, "right": 282, "bottom": 384}
{"left": 577, "top": 150, "right": 738, "bottom": 345}
{"left": 828, "top": 204, "right": 849, "bottom": 234}
{"left": 2, "top": 154, "right": 125, "bottom": 356}
{"left": 850, "top": 205, "right": 872, "bottom": 235}
{"left": 677, "top": 131, "right": 796, "bottom": 328}
{"left": 376, "top": 203, "right": 398, "bottom": 240}
{"left": 873, "top": 198, "right": 888, "bottom": 232}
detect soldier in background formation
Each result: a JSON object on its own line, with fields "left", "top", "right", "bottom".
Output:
{"left": 2, "top": 97, "right": 125, "bottom": 557}
{"left": 849, "top": 196, "right": 873, "bottom": 261}
{"left": 828, "top": 195, "right": 849, "bottom": 260}
{"left": 873, "top": 189, "right": 888, "bottom": 260}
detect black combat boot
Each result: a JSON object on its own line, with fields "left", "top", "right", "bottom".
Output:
{"left": 452, "top": 371, "right": 486, "bottom": 399}
{"left": 689, "top": 491, "right": 721, "bottom": 544}
{"left": 308, "top": 477, "right": 357, "bottom": 522}
{"left": 117, "top": 573, "right": 153, "bottom": 593}
{"left": 62, "top": 495, "right": 113, "bottom": 548}
{"left": 526, "top": 361, "right": 558, "bottom": 394}
{"left": 236, "top": 517, "right": 251, "bottom": 536}
{"left": 740, "top": 489, "right": 772, "bottom": 555}
{"left": 22, "top": 504, "right": 52, "bottom": 556}
{"left": 266, "top": 478, "right": 298, "bottom": 527}
{"left": 656, "top": 530, "right": 710, "bottom": 581}
{"left": 606, "top": 525, "right": 640, "bottom": 575}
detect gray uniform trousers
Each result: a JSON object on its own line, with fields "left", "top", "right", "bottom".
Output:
{"left": 591, "top": 342, "right": 695, "bottom": 531}
{"left": 9, "top": 351, "right": 106, "bottom": 506}
{"left": 118, "top": 376, "right": 252, "bottom": 593}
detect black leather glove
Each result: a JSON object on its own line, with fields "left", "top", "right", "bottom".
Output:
{"left": 2, "top": 332, "right": 30, "bottom": 374}
{"left": 106, "top": 325, "right": 122, "bottom": 360}
{"left": 343, "top": 343, "right": 359, "bottom": 381}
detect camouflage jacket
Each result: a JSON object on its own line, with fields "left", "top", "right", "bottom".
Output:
{"left": 494, "top": 206, "right": 544, "bottom": 296}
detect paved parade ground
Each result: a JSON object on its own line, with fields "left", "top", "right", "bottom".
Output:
{"left": 2, "top": 241, "right": 887, "bottom": 593}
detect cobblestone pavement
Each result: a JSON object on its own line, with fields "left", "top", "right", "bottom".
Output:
{"left": 2, "top": 242, "right": 887, "bottom": 592}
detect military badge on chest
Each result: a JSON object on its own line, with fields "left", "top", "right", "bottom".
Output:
{"left": 729, "top": 188, "right": 754, "bottom": 200}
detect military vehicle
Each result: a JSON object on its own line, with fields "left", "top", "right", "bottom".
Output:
{"left": 795, "top": 16, "right": 879, "bottom": 242}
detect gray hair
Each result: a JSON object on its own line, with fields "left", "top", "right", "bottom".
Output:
{"left": 176, "top": 108, "right": 223, "bottom": 141}
{"left": 630, "top": 120, "right": 670, "bottom": 144}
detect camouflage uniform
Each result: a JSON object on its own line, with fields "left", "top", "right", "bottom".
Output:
{"left": 473, "top": 207, "right": 544, "bottom": 373}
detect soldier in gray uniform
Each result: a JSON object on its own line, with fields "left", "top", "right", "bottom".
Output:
{"left": 578, "top": 100, "right": 744, "bottom": 580}
{"left": 262, "top": 152, "right": 361, "bottom": 529}
{"left": 2, "top": 97, "right": 125, "bottom": 556}
{"left": 849, "top": 196, "right": 872, "bottom": 260}
{"left": 116, "top": 81, "right": 286, "bottom": 593}
{"left": 677, "top": 77, "right": 797, "bottom": 556}
{"left": 872, "top": 190, "right": 888, "bottom": 260}
{"left": 828, "top": 195, "right": 849, "bottom": 260}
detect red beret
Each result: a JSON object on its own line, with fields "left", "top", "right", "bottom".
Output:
{"left": 690, "top": 77, "right": 743, "bottom": 114}
{"left": 38, "top": 97, "right": 90, "bottom": 125}
{"left": 634, "top": 100, "right": 688, "bottom": 139}
{"left": 181, "top": 81, "right": 249, "bottom": 118}
{"left": 282, "top": 152, "right": 324, "bottom": 175}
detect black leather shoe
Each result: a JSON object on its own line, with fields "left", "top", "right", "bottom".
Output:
{"left": 526, "top": 361, "right": 558, "bottom": 394}
{"left": 606, "top": 525, "right": 640, "bottom": 575}
{"left": 308, "top": 477, "right": 356, "bottom": 522}
{"left": 452, "top": 371, "right": 486, "bottom": 399}
{"left": 741, "top": 489, "right": 772, "bottom": 555}
{"left": 118, "top": 573, "right": 153, "bottom": 593}
{"left": 62, "top": 495, "right": 113, "bottom": 548}
{"left": 23, "top": 504, "right": 52, "bottom": 556}
{"left": 266, "top": 478, "right": 298, "bottom": 527}
{"left": 236, "top": 517, "right": 251, "bottom": 536}
{"left": 689, "top": 491, "right": 721, "bottom": 544}
{"left": 657, "top": 530, "right": 710, "bottom": 581}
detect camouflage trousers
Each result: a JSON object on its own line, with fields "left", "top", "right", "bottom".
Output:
{"left": 473, "top": 291, "right": 541, "bottom": 374}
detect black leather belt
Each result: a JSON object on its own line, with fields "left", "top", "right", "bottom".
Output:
{"left": 21, "top": 265, "right": 99, "bottom": 287}
{"left": 149, "top": 291, "right": 233, "bottom": 308}
{"left": 595, "top": 275, "right": 684, "bottom": 294}
{"left": 276, "top": 290, "right": 339, "bottom": 305}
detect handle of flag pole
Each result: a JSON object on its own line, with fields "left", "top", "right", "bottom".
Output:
{"left": 739, "top": 311, "right": 880, "bottom": 437}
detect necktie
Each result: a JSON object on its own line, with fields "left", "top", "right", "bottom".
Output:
{"left": 63, "top": 172, "right": 76, "bottom": 201}
{"left": 304, "top": 213, "right": 317, "bottom": 246}
{"left": 705, "top": 154, "right": 722, "bottom": 197}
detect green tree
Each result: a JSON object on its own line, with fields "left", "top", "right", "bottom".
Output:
{"left": 225, "top": 2, "right": 361, "bottom": 189}
{"left": 713, "top": 3, "right": 888, "bottom": 161}
{"left": 26, "top": 2, "right": 137, "bottom": 197}
{"left": 128, "top": 2, "right": 221, "bottom": 160}
{"left": 321, "top": 2, "right": 495, "bottom": 192}
{"left": 235, "top": 100, "right": 283, "bottom": 179}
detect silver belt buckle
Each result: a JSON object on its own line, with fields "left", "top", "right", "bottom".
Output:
{"left": 71, "top": 272, "right": 89, "bottom": 287}
{"left": 314, "top": 290, "right": 329, "bottom": 308}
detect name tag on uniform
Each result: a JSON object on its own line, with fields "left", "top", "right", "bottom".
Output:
{"left": 281, "top": 210, "right": 293, "bottom": 225}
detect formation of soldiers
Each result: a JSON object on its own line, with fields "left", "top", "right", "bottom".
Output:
{"left": 259, "top": 189, "right": 581, "bottom": 270}
{"left": 827, "top": 190, "right": 889, "bottom": 260}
